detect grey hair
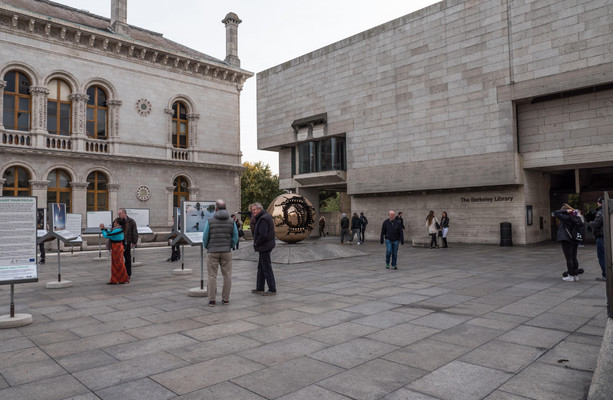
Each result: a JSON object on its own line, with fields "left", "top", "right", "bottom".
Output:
{"left": 252, "top": 202, "right": 263, "bottom": 210}
{"left": 216, "top": 199, "right": 226, "bottom": 210}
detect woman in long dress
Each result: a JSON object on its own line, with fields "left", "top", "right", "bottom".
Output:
{"left": 100, "top": 218, "right": 130, "bottom": 284}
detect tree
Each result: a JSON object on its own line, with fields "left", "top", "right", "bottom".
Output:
{"left": 240, "top": 161, "right": 285, "bottom": 216}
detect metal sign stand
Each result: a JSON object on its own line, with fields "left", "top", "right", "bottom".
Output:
{"left": 46, "top": 237, "right": 72, "bottom": 288}
{"left": 0, "top": 284, "right": 32, "bottom": 328}
{"left": 93, "top": 233, "right": 107, "bottom": 262}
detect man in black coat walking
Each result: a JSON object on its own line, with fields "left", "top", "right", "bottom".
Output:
{"left": 380, "top": 210, "right": 404, "bottom": 270}
{"left": 251, "top": 202, "right": 277, "bottom": 295}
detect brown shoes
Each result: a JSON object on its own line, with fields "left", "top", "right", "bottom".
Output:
{"left": 262, "top": 291, "right": 277, "bottom": 296}
{"left": 251, "top": 290, "right": 264, "bottom": 294}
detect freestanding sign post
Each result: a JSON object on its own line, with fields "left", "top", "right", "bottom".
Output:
{"left": 0, "top": 197, "right": 37, "bottom": 328}
{"left": 84, "top": 211, "right": 112, "bottom": 261}
{"left": 167, "top": 207, "right": 191, "bottom": 275}
{"left": 37, "top": 203, "right": 78, "bottom": 288}
{"left": 172, "top": 200, "right": 215, "bottom": 297}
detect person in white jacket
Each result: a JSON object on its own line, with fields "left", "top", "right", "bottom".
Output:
{"left": 425, "top": 210, "right": 439, "bottom": 249}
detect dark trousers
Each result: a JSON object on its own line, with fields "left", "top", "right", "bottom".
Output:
{"left": 39, "top": 242, "right": 46, "bottom": 261}
{"left": 124, "top": 243, "right": 132, "bottom": 277}
{"left": 319, "top": 226, "right": 325, "bottom": 236}
{"left": 171, "top": 245, "right": 181, "bottom": 261}
{"left": 360, "top": 228, "right": 366, "bottom": 243}
{"left": 596, "top": 236, "right": 605, "bottom": 277}
{"left": 256, "top": 250, "right": 276, "bottom": 292}
{"left": 561, "top": 241, "right": 579, "bottom": 276}
{"left": 430, "top": 233, "right": 438, "bottom": 248}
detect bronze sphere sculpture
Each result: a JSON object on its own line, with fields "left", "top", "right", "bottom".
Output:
{"left": 267, "top": 193, "right": 316, "bottom": 243}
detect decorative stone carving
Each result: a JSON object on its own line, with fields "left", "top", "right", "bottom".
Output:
{"left": 30, "top": 180, "right": 50, "bottom": 190}
{"left": 69, "top": 93, "right": 88, "bottom": 136}
{"left": 30, "top": 86, "right": 50, "bottom": 133}
{"left": 164, "top": 108, "right": 174, "bottom": 144}
{"left": 107, "top": 183, "right": 120, "bottom": 192}
{"left": 135, "top": 98, "right": 152, "bottom": 116}
{"left": 70, "top": 182, "right": 89, "bottom": 191}
{"left": 187, "top": 113, "right": 200, "bottom": 147}
{"left": 107, "top": 100, "right": 122, "bottom": 139}
{"left": 136, "top": 185, "right": 151, "bottom": 201}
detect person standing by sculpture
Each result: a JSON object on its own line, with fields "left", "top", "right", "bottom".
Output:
{"left": 118, "top": 208, "right": 138, "bottom": 277}
{"left": 319, "top": 216, "right": 326, "bottom": 236}
{"left": 251, "top": 203, "right": 277, "bottom": 295}
{"left": 553, "top": 204, "right": 583, "bottom": 281}
{"left": 202, "top": 200, "right": 238, "bottom": 306}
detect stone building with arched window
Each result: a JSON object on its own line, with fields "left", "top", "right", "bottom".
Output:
{"left": 0, "top": 0, "right": 251, "bottom": 241}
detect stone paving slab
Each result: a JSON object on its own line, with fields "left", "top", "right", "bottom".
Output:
{"left": 0, "top": 241, "right": 608, "bottom": 399}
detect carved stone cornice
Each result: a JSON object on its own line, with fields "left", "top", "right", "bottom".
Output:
{"left": 106, "top": 183, "right": 120, "bottom": 192}
{"left": 70, "top": 181, "right": 89, "bottom": 190}
{"left": 107, "top": 100, "right": 122, "bottom": 107}
{"left": 187, "top": 186, "right": 199, "bottom": 194}
{"left": 29, "top": 86, "right": 50, "bottom": 95}
{"left": 0, "top": 5, "right": 254, "bottom": 86}
{"left": 166, "top": 186, "right": 175, "bottom": 193}
{"left": 29, "top": 180, "right": 49, "bottom": 190}
{"left": 164, "top": 108, "right": 174, "bottom": 115}
{"left": 186, "top": 113, "right": 200, "bottom": 121}
{"left": 69, "top": 93, "right": 88, "bottom": 102}
{"left": 0, "top": 81, "right": 6, "bottom": 89}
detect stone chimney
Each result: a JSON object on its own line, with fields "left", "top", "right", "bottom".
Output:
{"left": 110, "top": 0, "right": 129, "bottom": 35}
{"left": 222, "top": 12, "right": 242, "bottom": 67}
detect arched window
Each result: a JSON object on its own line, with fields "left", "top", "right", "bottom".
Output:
{"left": 86, "top": 171, "right": 108, "bottom": 211}
{"left": 2, "top": 166, "right": 30, "bottom": 197}
{"left": 47, "top": 169, "right": 72, "bottom": 212}
{"left": 172, "top": 101, "right": 188, "bottom": 148}
{"left": 3, "top": 70, "right": 31, "bottom": 131}
{"left": 173, "top": 176, "right": 189, "bottom": 208}
{"left": 86, "top": 86, "right": 107, "bottom": 139}
{"left": 47, "top": 79, "right": 72, "bottom": 135}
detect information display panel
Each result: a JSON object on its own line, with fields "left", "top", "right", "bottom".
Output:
{"left": 85, "top": 211, "right": 112, "bottom": 233}
{"left": 0, "top": 197, "right": 38, "bottom": 284}
{"left": 48, "top": 204, "right": 77, "bottom": 241}
{"left": 125, "top": 208, "right": 153, "bottom": 234}
{"left": 183, "top": 200, "right": 215, "bottom": 244}
{"left": 66, "top": 213, "right": 83, "bottom": 243}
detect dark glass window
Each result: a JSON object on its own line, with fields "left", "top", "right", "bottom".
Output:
{"left": 172, "top": 101, "right": 189, "bottom": 149}
{"left": 3, "top": 71, "right": 31, "bottom": 131}
{"left": 2, "top": 166, "right": 30, "bottom": 197}
{"left": 47, "top": 79, "right": 72, "bottom": 135}
{"left": 86, "top": 86, "right": 107, "bottom": 139}
{"left": 296, "top": 137, "right": 346, "bottom": 174}
{"left": 86, "top": 171, "right": 108, "bottom": 211}
{"left": 47, "top": 169, "right": 72, "bottom": 212}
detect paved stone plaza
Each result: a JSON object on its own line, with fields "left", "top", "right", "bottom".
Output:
{"left": 0, "top": 239, "right": 607, "bottom": 400}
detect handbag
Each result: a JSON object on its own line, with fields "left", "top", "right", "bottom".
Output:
{"left": 435, "top": 221, "right": 440, "bottom": 230}
{"left": 438, "top": 230, "right": 443, "bottom": 237}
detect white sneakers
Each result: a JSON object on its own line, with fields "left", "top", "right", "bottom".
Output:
{"left": 562, "top": 275, "right": 575, "bottom": 282}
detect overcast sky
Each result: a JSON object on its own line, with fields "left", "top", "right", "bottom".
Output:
{"left": 53, "top": 0, "right": 439, "bottom": 174}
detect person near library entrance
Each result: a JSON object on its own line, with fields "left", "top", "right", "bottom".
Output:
{"left": 202, "top": 200, "right": 238, "bottom": 306}
{"left": 118, "top": 208, "right": 138, "bottom": 277}
{"left": 553, "top": 204, "right": 583, "bottom": 282}
{"left": 340, "top": 213, "right": 350, "bottom": 244}
{"left": 251, "top": 202, "right": 277, "bottom": 295}
{"left": 100, "top": 218, "right": 129, "bottom": 284}
{"left": 588, "top": 196, "right": 605, "bottom": 281}
{"left": 440, "top": 211, "right": 450, "bottom": 248}
{"left": 380, "top": 210, "right": 404, "bottom": 269}
{"left": 426, "top": 210, "right": 440, "bottom": 249}
{"left": 359, "top": 212, "right": 368, "bottom": 243}
{"left": 350, "top": 212, "right": 361, "bottom": 244}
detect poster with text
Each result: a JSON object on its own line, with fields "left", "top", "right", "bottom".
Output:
{"left": 67, "top": 213, "right": 82, "bottom": 243}
{"left": 0, "top": 197, "right": 38, "bottom": 284}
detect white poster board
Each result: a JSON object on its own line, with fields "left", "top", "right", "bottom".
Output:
{"left": 0, "top": 197, "right": 38, "bottom": 284}
{"left": 66, "top": 214, "right": 83, "bottom": 243}
{"left": 183, "top": 201, "right": 215, "bottom": 244}
{"left": 86, "top": 211, "right": 112, "bottom": 231}
{"left": 125, "top": 208, "right": 153, "bottom": 234}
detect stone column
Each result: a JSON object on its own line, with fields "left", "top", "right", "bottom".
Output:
{"left": 164, "top": 108, "right": 174, "bottom": 158}
{"left": 187, "top": 113, "right": 200, "bottom": 161}
{"left": 107, "top": 99, "right": 122, "bottom": 154}
{"left": 30, "top": 180, "right": 49, "bottom": 208}
{"left": 69, "top": 93, "right": 88, "bottom": 151}
{"left": 166, "top": 185, "right": 175, "bottom": 226}
{"left": 29, "top": 86, "right": 50, "bottom": 148}
{"left": 107, "top": 183, "right": 119, "bottom": 213}
{"left": 187, "top": 186, "right": 199, "bottom": 200}
{"left": 0, "top": 80, "right": 6, "bottom": 129}
{"left": 0, "top": 178, "right": 6, "bottom": 195}
{"left": 70, "top": 182, "right": 89, "bottom": 224}
{"left": 222, "top": 12, "right": 242, "bottom": 67}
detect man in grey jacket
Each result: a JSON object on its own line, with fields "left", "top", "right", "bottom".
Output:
{"left": 202, "top": 199, "right": 238, "bottom": 306}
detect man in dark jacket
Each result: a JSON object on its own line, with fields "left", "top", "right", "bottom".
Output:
{"left": 251, "top": 202, "right": 277, "bottom": 295}
{"left": 202, "top": 200, "right": 238, "bottom": 306}
{"left": 588, "top": 196, "right": 605, "bottom": 281}
{"left": 340, "top": 213, "right": 350, "bottom": 244}
{"left": 380, "top": 210, "right": 404, "bottom": 270}
{"left": 118, "top": 208, "right": 138, "bottom": 277}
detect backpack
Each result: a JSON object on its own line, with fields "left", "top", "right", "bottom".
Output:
{"left": 361, "top": 216, "right": 368, "bottom": 226}
{"left": 565, "top": 216, "right": 583, "bottom": 243}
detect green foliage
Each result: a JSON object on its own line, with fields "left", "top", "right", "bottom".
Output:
{"left": 320, "top": 191, "right": 340, "bottom": 212}
{"left": 241, "top": 161, "right": 285, "bottom": 214}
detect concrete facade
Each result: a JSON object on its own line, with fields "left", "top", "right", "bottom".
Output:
{"left": 257, "top": 0, "right": 613, "bottom": 245}
{"left": 0, "top": 0, "right": 252, "bottom": 234}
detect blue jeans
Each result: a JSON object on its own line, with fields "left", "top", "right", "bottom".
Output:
{"left": 596, "top": 236, "right": 605, "bottom": 277}
{"left": 385, "top": 239, "right": 399, "bottom": 267}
